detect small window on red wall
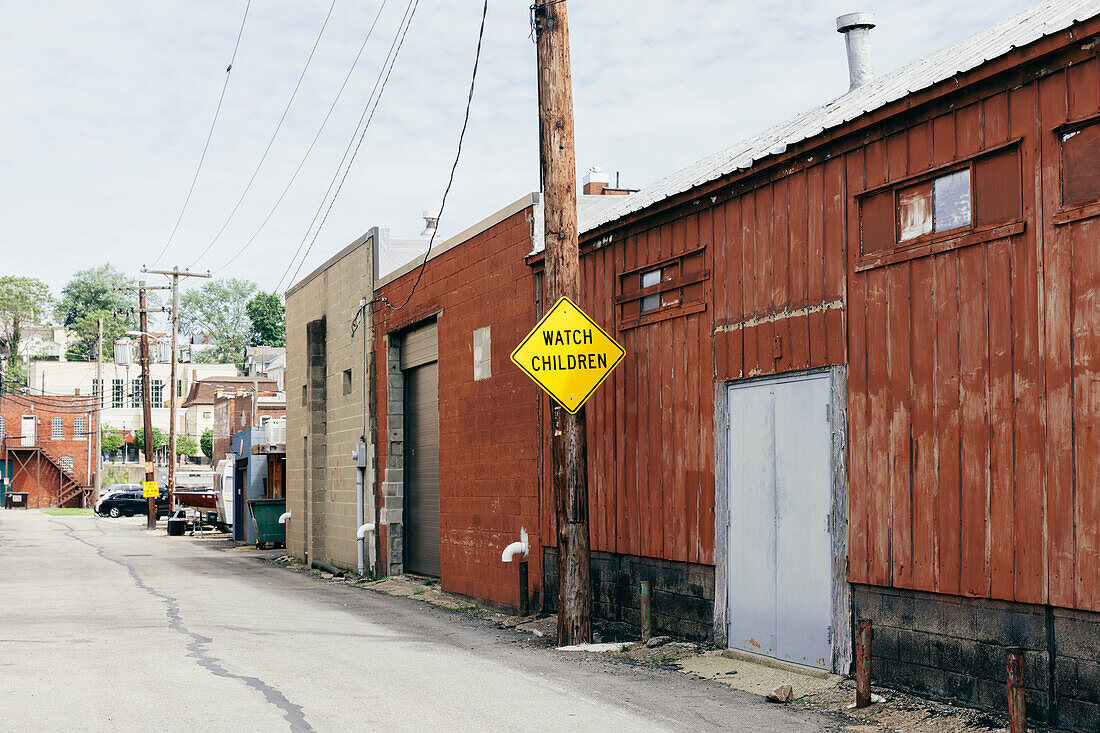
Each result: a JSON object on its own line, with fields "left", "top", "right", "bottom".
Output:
{"left": 1061, "top": 121, "right": 1100, "bottom": 207}
{"left": 859, "top": 145, "right": 1019, "bottom": 259}
{"left": 897, "top": 169, "right": 971, "bottom": 243}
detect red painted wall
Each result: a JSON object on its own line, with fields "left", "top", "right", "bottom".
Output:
{"left": 374, "top": 207, "right": 544, "bottom": 608}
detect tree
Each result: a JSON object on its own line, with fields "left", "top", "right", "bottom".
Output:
{"left": 0, "top": 276, "right": 52, "bottom": 373}
{"left": 134, "top": 427, "right": 166, "bottom": 454}
{"left": 66, "top": 308, "right": 134, "bottom": 362}
{"left": 246, "top": 291, "right": 285, "bottom": 347}
{"left": 55, "top": 265, "right": 140, "bottom": 361}
{"left": 180, "top": 279, "right": 257, "bottom": 368}
{"left": 176, "top": 434, "right": 199, "bottom": 458}
{"left": 101, "top": 425, "right": 125, "bottom": 454}
{"left": 200, "top": 428, "right": 214, "bottom": 459}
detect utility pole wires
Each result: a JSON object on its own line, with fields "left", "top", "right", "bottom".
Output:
{"left": 113, "top": 283, "right": 170, "bottom": 528}
{"left": 138, "top": 283, "right": 157, "bottom": 529}
{"left": 534, "top": 0, "right": 592, "bottom": 645}
{"left": 142, "top": 266, "right": 210, "bottom": 508}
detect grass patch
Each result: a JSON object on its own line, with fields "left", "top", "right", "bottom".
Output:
{"left": 42, "top": 508, "right": 93, "bottom": 516}
{"left": 413, "top": 589, "right": 427, "bottom": 595}
{"left": 421, "top": 578, "right": 433, "bottom": 587}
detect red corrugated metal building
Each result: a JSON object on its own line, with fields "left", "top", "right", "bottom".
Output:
{"left": 287, "top": 3, "right": 1100, "bottom": 728}
{"left": 564, "top": 3, "right": 1099, "bottom": 727}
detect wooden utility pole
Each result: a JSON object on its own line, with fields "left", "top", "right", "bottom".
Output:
{"left": 95, "top": 317, "right": 103, "bottom": 502}
{"left": 138, "top": 283, "right": 157, "bottom": 529}
{"left": 142, "top": 266, "right": 209, "bottom": 507}
{"left": 534, "top": 0, "right": 591, "bottom": 645}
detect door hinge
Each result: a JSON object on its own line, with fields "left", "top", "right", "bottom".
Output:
{"left": 826, "top": 625, "right": 833, "bottom": 644}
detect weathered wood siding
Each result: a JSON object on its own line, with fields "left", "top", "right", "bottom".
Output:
{"left": 846, "top": 52, "right": 1100, "bottom": 612}
{"left": 712, "top": 161, "right": 848, "bottom": 380}
{"left": 542, "top": 210, "right": 717, "bottom": 566}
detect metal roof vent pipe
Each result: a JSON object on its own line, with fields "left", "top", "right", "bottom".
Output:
{"left": 837, "top": 12, "right": 876, "bottom": 91}
{"left": 420, "top": 210, "right": 438, "bottom": 239}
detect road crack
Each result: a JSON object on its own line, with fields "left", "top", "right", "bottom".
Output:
{"left": 53, "top": 520, "right": 312, "bottom": 732}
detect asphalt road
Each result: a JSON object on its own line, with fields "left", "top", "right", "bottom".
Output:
{"left": 0, "top": 511, "right": 844, "bottom": 732}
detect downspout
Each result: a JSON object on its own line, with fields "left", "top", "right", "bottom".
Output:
{"left": 354, "top": 436, "right": 368, "bottom": 576}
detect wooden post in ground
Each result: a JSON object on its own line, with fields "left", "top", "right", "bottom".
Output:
{"left": 855, "top": 619, "right": 873, "bottom": 708}
{"left": 1006, "top": 647, "right": 1027, "bottom": 733}
{"left": 534, "top": 0, "right": 591, "bottom": 646}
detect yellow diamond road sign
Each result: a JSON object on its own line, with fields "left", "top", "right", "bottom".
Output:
{"left": 511, "top": 296, "right": 625, "bottom": 414}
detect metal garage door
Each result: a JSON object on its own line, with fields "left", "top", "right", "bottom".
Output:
{"left": 726, "top": 372, "right": 833, "bottom": 669}
{"left": 402, "top": 322, "right": 440, "bottom": 577}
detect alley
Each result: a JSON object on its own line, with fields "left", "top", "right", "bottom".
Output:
{"left": 0, "top": 511, "right": 842, "bottom": 732}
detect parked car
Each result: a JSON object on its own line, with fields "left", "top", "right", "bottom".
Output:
{"left": 93, "top": 483, "right": 141, "bottom": 514}
{"left": 95, "top": 491, "right": 169, "bottom": 519}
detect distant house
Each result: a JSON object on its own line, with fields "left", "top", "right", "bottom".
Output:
{"left": 243, "top": 346, "right": 285, "bottom": 381}
{"left": 211, "top": 387, "right": 285, "bottom": 462}
{"left": 17, "top": 326, "right": 74, "bottom": 362}
{"left": 180, "top": 376, "right": 278, "bottom": 461}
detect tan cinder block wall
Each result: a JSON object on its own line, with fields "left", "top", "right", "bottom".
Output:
{"left": 285, "top": 232, "right": 374, "bottom": 572}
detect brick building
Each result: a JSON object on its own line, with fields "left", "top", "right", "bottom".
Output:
{"left": 210, "top": 384, "right": 283, "bottom": 462}
{"left": 0, "top": 395, "right": 98, "bottom": 508}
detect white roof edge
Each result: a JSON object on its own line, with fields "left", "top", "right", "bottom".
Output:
{"left": 373, "top": 193, "right": 539, "bottom": 290}
{"left": 581, "top": 0, "right": 1099, "bottom": 233}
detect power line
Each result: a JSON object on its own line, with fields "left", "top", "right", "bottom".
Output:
{"left": 276, "top": 0, "right": 420, "bottom": 293}
{"left": 186, "top": 0, "right": 338, "bottom": 271}
{"left": 206, "top": 0, "right": 392, "bottom": 275}
{"left": 381, "top": 0, "right": 488, "bottom": 312}
{"left": 149, "top": 0, "right": 253, "bottom": 268}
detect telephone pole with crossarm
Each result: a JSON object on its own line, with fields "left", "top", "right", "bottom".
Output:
{"left": 533, "top": 0, "right": 592, "bottom": 646}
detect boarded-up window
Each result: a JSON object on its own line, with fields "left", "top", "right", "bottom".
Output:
{"left": 617, "top": 245, "right": 707, "bottom": 330}
{"left": 897, "top": 169, "right": 971, "bottom": 243}
{"left": 974, "top": 148, "right": 1021, "bottom": 226}
{"left": 861, "top": 190, "right": 895, "bottom": 255}
{"left": 861, "top": 146, "right": 1020, "bottom": 262}
{"left": 473, "top": 326, "right": 491, "bottom": 381}
{"left": 897, "top": 185, "right": 933, "bottom": 241}
{"left": 1062, "top": 122, "right": 1100, "bottom": 207}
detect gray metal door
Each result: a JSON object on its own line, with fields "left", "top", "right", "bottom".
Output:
{"left": 403, "top": 322, "right": 440, "bottom": 577}
{"left": 727, "top": 372, "right": 833, "bottom": 669}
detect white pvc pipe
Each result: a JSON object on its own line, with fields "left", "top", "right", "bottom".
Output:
{"left": 501, "top": 527, "right": 530, "bottom": 563}
{"left": 357, "top": 523, "right": 375, "bottom": 539}
{"left": 278, "top": 511, "right": 291, "bottom": 524}
{"left": 501, "top": 542, "right": 528, "bottom": 563}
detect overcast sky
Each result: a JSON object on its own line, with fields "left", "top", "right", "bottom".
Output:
{"left": 1, "top": 0, "right": 1038, "bottom": 305}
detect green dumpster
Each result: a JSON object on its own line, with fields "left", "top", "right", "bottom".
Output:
{"left": 247, "top": 498, "right": 287, "bottom": 549}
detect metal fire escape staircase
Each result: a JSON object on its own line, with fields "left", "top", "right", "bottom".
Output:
{"left": 4, "top": 438, "right": 91, "bottom": 507}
